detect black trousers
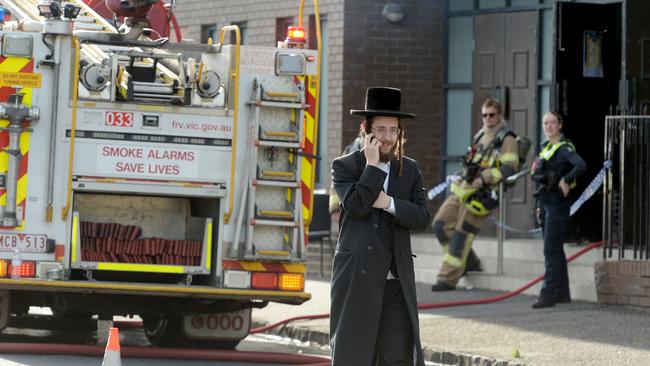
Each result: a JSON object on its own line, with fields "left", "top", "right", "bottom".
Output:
{"left": 539, "top": 199, "right": 571, "bottom": 301}
{"left": 373, "top": 280, "right": 414, "bottom": 366}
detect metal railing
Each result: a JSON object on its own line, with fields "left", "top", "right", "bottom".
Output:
{"left": 603, "top": 116, "right": 650, "bottom": 260}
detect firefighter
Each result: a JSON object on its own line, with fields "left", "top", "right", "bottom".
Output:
{"left": 330, "top": 87, "right": 430, "bottom": 365}
{"left": 530, "top": 111, "right": 586, "bottom": 309}
{"left": 431, "top": 98, "right": 519, "bottom": 291}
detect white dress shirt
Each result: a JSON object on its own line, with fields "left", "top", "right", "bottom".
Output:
{"left": 377, "top": 161, "right": 397, "bottom": 279}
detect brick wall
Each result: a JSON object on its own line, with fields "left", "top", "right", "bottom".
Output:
{"left": 595, "top": 260, "right": 650, "bottom": 308}
{"left": 341, "top": 0, "right": 444, "bottom": 190}
{"left": 173, "top": 0, "right": 444, "bottom": 193}
{"left": 173, "top": 0, "right": 345, "bottom": 188}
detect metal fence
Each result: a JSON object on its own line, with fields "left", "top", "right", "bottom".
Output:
{"left": 603, "top": 116, "right": 650, "bottom": 260}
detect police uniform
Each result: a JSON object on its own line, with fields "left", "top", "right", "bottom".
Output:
{"left": 531, "top": 137, "right": 586, "bottom": 308}
{"left": 431, "top": 121, "right": 519, "bottom": 290}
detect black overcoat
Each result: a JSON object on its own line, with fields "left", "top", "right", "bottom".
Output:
{"left": 330, "top": 150, "right": 430, "bottom": 366}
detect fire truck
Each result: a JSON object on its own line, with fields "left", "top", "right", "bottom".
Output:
{"left": 0, "top": 0, "right": 321, "bottom": 347}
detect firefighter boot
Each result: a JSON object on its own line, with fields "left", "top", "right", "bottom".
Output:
{"left": 463, "top": 248, "right": 483, "bottom": 276}
{"left": 433, "top": 230, "right": 471, "bottom": 291}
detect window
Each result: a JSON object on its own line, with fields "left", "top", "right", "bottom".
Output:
{"left": 200, "top": 24, "right": 218, "bottom": 44}
{"left": 230, "top": 21, "right": 248, "bottom": 45}
{"left": 276, "top": 16, "right": 294, "bottom": 44}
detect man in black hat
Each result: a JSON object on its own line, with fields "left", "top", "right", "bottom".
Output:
{"left": 330, "top": 87, "right": 430, "bottom": 365}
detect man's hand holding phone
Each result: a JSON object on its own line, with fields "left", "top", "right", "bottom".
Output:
{"left": 364, "top": 133, "right": 380, "bottom": 166}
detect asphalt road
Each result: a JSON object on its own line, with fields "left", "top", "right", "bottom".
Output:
{"left": 0, "top": 313, "right": 330, "bottom": 366}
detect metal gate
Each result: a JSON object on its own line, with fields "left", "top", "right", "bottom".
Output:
{"left": 603, "top": 116, "right": 650, "bottom": 260}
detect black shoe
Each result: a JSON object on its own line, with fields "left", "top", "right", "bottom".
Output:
{"left": 532, "top": 298, "right": 556, "bottom": 309}
{"left": 556, "top": 296, "right": 571, "bottom": 304}
{"left": 431, "top": 281, "right": 456, "bottom": 292}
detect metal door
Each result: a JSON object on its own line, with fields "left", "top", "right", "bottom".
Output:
{"left": 474, "top": 11, "right": 538, "bottom": 234}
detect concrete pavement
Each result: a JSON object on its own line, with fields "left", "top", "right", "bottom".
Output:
{"left": 252, "top": 276, "right": 650, "bottom": 365}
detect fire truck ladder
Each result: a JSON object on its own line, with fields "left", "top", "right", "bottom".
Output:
{"left": 3, "top": 0, "right": 179, "bottom": 81}
{"left": 242, "top": 78, "right": 306, "bottom": 261}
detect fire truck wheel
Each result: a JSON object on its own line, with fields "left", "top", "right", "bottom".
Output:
{"left": 142, "top": 316, "right": 190, "bottom": 347}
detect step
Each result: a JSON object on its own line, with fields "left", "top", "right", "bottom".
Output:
{"left": 411, "top": 233, "right": 599, "bottom": 302}
{"left": 415, "top": 269, "right": 596, "bottom": 301}
{"left": 412, "top": 235, "right": 603, "bottom": 264}
{"left": 462, "top": 274, "right": 598, "bottom": 302}
{"left": 415, "top": 252, "right": 594, "bottom": 278}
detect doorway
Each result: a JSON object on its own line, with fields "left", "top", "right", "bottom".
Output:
{"left": 473, "top": 11, "right": 538, "bottom": 233}
{"left": 554, "top": 1, "right": 621, "bottom": 241}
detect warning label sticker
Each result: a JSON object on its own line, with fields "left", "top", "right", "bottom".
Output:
{"left": 0, "top": 72, "right": 42, "bottom": 88}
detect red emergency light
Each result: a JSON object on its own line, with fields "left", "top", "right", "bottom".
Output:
{"left": 286, "top": 26, "right": 306, "bottom": 45}
{"left": 9, "top": 261, "right": 36, "bottom": 278}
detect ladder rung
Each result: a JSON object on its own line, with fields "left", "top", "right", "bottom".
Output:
{"left": 254, "top": 179, "right": 299, "bottom": 188}
{"left": 264, "top": 91, "right": 299, "bottom": 98}
{"left": 256, "top": 140, "right": 301, "bottom": 148}
{"left": 256, "top": 250, "right": 291, "bottom": 257}
{"left": 263, "top": 131, "right": 298, "bottom": 139}
{"left": 253, "top": 100, "right": 305, "bottom": 109}
{"left": 251, "top": 218, "right": 299, "bottom": 227}
{"left": 258, "top": 210, "right": 294, "bottom": 219}
{"left": 261, "top": 170, "right": 295, "bottom": 178}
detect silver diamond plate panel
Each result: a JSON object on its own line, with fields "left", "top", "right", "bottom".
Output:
{"left": 255, "top": 186, "right": 293, "bottom": 212}
{"left": 260, "top": 77, "right": 300, "bottom": 102}
{"left": 259, "top": 107, "right": 297, "bottom": 141}
{"left": 253, "top": 226, "right": 292, "bottom": 251}
{"left": 256, "top": 147, "right": 296, "bottom": 172}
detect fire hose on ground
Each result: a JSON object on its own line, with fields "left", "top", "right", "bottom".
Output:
{"left": 250, "top": 162, "right": 612, "bottom": 332}
{"left": 0, "top": 239, "right": 604, "bottom": 366}
{"left": 0, "top": 164, "right": 610, "bottom": 363}
{"left": 249, "top": 239, "right": 604, "bottom": 333}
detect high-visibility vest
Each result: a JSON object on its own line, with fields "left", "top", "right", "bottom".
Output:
{"left": 535, "top": 139, "right": 577, "bottom": 188}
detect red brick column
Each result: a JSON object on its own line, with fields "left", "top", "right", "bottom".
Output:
{"left": 595, "top": 260, "right": 650, "bottom": 307}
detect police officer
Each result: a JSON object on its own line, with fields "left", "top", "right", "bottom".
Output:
{"left": 531, "top": 111, "right": 586, "bottom": 309}
{"left": 431, "top": 98, "right": 519, "bottom": 291}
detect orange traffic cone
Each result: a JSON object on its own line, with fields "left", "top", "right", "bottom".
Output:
{"left": 101, "top": 327, "right": 121, "bottom": 366}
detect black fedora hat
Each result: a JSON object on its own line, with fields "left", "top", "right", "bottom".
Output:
{"left": 350, "top": 87, "right": 415, "bottom": 119}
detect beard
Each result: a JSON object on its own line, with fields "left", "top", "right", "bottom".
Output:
{"left": 379, "top": 145, "right": 397, "bottom": 163}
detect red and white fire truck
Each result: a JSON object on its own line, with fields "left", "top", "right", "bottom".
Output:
{"left": 0, "top": 0, "right": 321, "bottom": 347}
